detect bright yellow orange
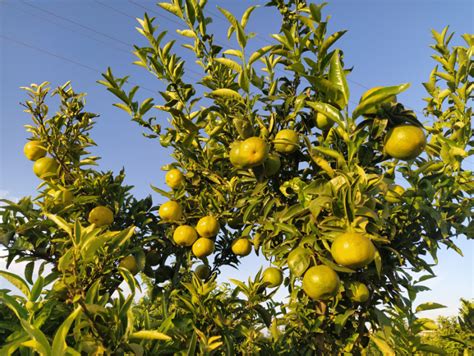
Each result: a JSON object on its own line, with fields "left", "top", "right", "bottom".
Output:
{"left": 159, "top": 201, "right": 182, "bottom": 221}
{"left": 274, "top": 129, "right": 299, "bottom": 153}
{"left": 346, "top": 281, "right": 370, "bottom": 303}
{"left": 24, "top": 141, "right": 47, "bottom": 161}
{"left": 88, "top": 206, "right": 114, "bottom": 227}
{"left": 165, "top": 169, "right": 184, "bottom": 189}
{"left": 33, "top": 157, "right": 59, "bottom": 179}
{"left": 262, "top": 267, "right": 283, "bottom": 288}
{"left": 192, "top": 238, "right": 215, "bottom": 258}
{"left": 384, "top": 125, "right": 426, "bottom": 160}
{"left": 173, "top": 225, "right": 198, "bottom": 246}
{"left": 196, "top": 216, "right": 220, "bottom": 238}
{"left": 302, "top": 265, "right": 340, "bottom": 300}
{"left": 314, "top": 112, "right": 334, "bottom": 131}
{"left": 331, "top": 232, "right": 376, "bottom": 269}
{"left": 231, "top": 238, "right": 252, "bottom": 256}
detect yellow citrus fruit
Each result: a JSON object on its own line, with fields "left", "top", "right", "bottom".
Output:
{"left": 173, "top": 225, "right": 198, "bottom": 247}
{"left": 192, "top": 237, "right": 215, "bottom": 258}
{"left": 331, "top": 232, "right": 376, "bottom": 269}
{"left": 302, "top": 265, "right": 340, "bottom": 300}
{"left": 196, "top": 216, "right": 220, "bottom": 238}
{"left": 346, "top": 281, "right": 370, "bottom": 303}
{"left": 231, "top": 238, "right": 252, "bottom": 256}
{"left": 314, "top": 112, "right": 334, "bottom": 131}
{"left": 385, "top": 184, "right": 405, "bottom": 203}
{"left": 360, "top": 86, "right": 397, "bottom": 115}
{"left": 33, "top": 157, "right": 59, "bottom": 179}
{"left": 384, "top": 125, "right": 426, "bottom": 160}
{"left": 119, "top": 255, "right": 139, "bottom": 275}
{"left": 159, "top": 201, "right": 182, "bottom": 221}
{"left": 229, "top": 141, "right": 246, "bottom": 168}
{"left": 274, "top": 129, "right": 299, "bottom": 154}
{"left": 88, "top": 206, "right": 114, "bottom": 227}
{"left": 195, "top": 264, "right": 211, "bottom": 279}
{"left": 239, "top": 137, "right": 269, "bottom": 167}
{"left": 263, "top": 154, "right": 281, "bottom": 177}
{"left": 24, "top": 141, "right": 47, "bottom": 161}
{"left": 262, "top": 267, "right": 283, "bottom": 288}
{"left": 165, "top": 169, "right": 184, "bottom": 189}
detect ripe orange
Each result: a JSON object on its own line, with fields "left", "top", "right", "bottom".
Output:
{"left": 274, "top": 129, "right": 299, "bottom": 153}
{"left": 33, "top": 157, "right": 59, "bottom": 179}
{"left": 195, "top": 264, "right": 211, "bottom": 279}
{"left": 192, "top": 237, "right": 215, "bottom": 258}
{"left": 24, "top": 141, "right": 46, "bottom": 161}
{"left": 384, "top": 125, "right": 426, "bottom": 160}
{"left": 331, "top": 232, "right": 376, "bottom": 269}
{"left": 385, "top": 184, "right": 405, "bottom": 203}
{"left": 165, "top": 169, "right": 184, "bottom": 189}
{"left": 263, "top": 154, "right": 281, "bottom": 177}
{"left": 88, "top": 206, "right": 114, "bottom": 227}
{"left": 314, "top": 112, "right": 334, "bottom": 131}
{"left": 262, "top": 267, "right": 283, "bottom": 288}
{"left": 159, "top": 201, "right": 182, "bottom": 221}
{"left": 302, "top": 265, "right": 340, "bottom": 300}
{"left": 196, "top": 216, "right": 220, "bottom": 238}
{"left": 346, "top": 281, "right": 370, "bottom": 303}
{"left": 360, "top": 86, "right": 397, "bottom": 115}
{"left": 231, "top": 238, "right": 252, "bottom": 256}
{"left": 173, "top": 225, "right": 198, "bottom": 247}
{"left": 239, "top": 137, "right": 269, "bottom": 167}
{"left": 119, "top": 255, "right": 139, "bottom": 275}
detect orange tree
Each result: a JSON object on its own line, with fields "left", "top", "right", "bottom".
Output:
{"left": 0, "top": 1, "right": 472, "bottom": 354}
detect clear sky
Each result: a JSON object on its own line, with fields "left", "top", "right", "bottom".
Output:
{"left": 0, "top": 0, "right": 472, "bottom": 319}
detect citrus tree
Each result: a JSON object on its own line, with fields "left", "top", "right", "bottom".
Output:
{"left": 0, "top": 0, "right": 472, "bottom": 354}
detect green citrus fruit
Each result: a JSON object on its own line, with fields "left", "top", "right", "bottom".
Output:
{"left": 88, "top": 206, "right": 114, "bottom": 227}
{"left": 302, "top": 265, "right": 340, "bottom": 300}
{"left": 119, "top": 255, "right": 139, "bottom": 275}
{"left": 173, "top": 225, "right": 198, "bottom": 247}
{"left": 196, "top": 216, "right": 220, "bottom": 238}
{"left": 262, "top": 267, "right": 283, "bottom": 288}
{"left": 384, "top": 125, "right": 426, "bottom": 160}
{"left": 24, "top": 141, "right": 46, "bottom": 161}
{"left": 145, "top": 250, "right": 160, "bottom": 267}
{"left": 195, "top": 264, "right": 211, "bottom": 279}
{"left": 331, "top": 232, "right": 376, "bottom": 269}
{"left": 231, "top": 238, "right": 252, "bottom": 256}
{"left": 314, "top": 112, "right": 334, "bottom": 131}
{"left": 346, "top": 281, "right": 370, "bottom": 303}
{"left": 159, "top": 201, "right": 182, "bottom": 221}
{"left": 287, "top": 247, "right": 311, "bottom": 277}
{"left": 165, "top": 169, "right": 184, "bottom": 189}
{"left": 33, "top": 157, "right": 59, "bottom": 179}
{"left": 192, "top": 237, "right": 215, "bottom": 258}
{"left": 239, "top": 137, "right": 269, "bottom": 167}
{"left": 229, "top": 141, "right": 246, "bottom": 168}
{"left": 155, "top": 265, "right": 173, "bottom": 283}
{"left": 274, "top": 129, "right": 299, "bottom": 154}
{"left": 263, "top": 154, "right": 281, "bottom": 177}
{"left": 385, "top": 184, "right": 405, "bottom": 203}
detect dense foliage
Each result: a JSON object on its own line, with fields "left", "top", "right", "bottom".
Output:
{"left": 0, "top": 0, "right": 472, "bottom": 354}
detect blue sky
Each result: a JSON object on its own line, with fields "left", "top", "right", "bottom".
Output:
{"left": 0, "top": 0, "right": 472, "bottom": 318}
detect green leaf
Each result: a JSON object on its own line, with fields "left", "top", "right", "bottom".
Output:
{"left": 218, "top": 7, "right": 247, "bottom": 48}
{"left": 158, "top": 3, "right": 183, "bottom": 18}
{"left": 223, "top": 49, "right": 243, "bottom": 59}
{"left": 45, "top": 213, "right": 72, "bottom": 238}
{"left": 210, "top": 89, "right": 243, "bottom": 102}
{"left": 306, "top": 101, "right": 344, "bottom": 127}
{"left": 248, "top": 45, "right": 273, "bottom": 65}
{"left": 51, "top": 306, "right": 82, "bottom": 356}
{"left": 254, "top": 304, "right": 272, "bottom": 327}
{"left": 320, "top": 30, "right": 347, "bottom": 56}
{"left": 370, "top": 335, "right": 395, "bottom": 356}
{"left": 0, "top": 292, "right": 28, "bottom": 319}
{"left": 20, "top": 319, "right": 52, "bottom": 356}
{"left": 328, "top": 50, "right": 349, "bottom": 108}
{"left": 352, "top": 83, "right": 410, "bottom": 119}
{"left": 287, "top": 247, "right": 311, "bottom": 277}
{"left": 0, "top": 270, "right": 30, "bottom": 298}
{"left": 241, "top": 5, "right": 258, "bottom": 28}
{"left": 415, "top": 302, "right": 447, "bottom": 313}
{"left": 130, "top": 330, "right": 172, "bottom": 341}
{"left": 29, "top": 277, "right": 44, "bottom": 302}
{"left": 214, "top": 58, "right": 242, "bottom": 72}
{"left": 176, "top": 29, "right": 196, "bottom": 38}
